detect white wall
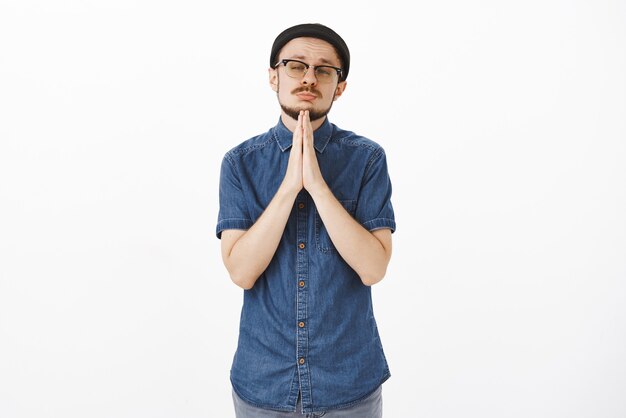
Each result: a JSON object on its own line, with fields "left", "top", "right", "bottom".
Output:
{"left": 1, "top": 1, "right": 624, "bottom": 417}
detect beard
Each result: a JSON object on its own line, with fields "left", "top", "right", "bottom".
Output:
{"left": 277, "top": 73, "right": 337, "bottom": 122}
{"left": 280, "top": 102, "right": 332, "bottom": 122}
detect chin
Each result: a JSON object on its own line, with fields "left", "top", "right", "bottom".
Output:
{"left": 280, "top": 99, "right": 331, "bottom": 122}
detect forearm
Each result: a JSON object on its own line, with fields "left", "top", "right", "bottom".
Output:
{"left": 228, "top": 184, "right": 298, "bottom": 289}
{"left": 310, "top": 186, "right": 389, "bottom": 286}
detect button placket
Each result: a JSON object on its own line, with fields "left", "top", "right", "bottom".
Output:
{"left": 295, "top": 194, "right": 311, "bottom": 409}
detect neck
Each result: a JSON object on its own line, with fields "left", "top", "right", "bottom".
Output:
{"left": 281, "top": 111, "right": 326, "bottom": 133}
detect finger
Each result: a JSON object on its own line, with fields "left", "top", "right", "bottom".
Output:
{"left": 304, "top": 111, "right": 313, "bottom": 149}
{"left": 301, "top": 111, "right": 308, "bottom": 148}
{"left": 295, "top": 111, "right": 302, "bottom": 139}
{"left": 296, "top": 111, "right": 304, "bottom": 150}
{"left": 290, "top": 112, "right": 301, "bottom": 159}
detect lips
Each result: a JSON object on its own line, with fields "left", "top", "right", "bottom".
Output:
{"left": 296, "top": 92, "right": 317, "bottom": 101}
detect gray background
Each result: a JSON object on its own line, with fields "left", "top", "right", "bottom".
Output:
{"left": 1, "top": 0, "right": 625, "bottom": 417}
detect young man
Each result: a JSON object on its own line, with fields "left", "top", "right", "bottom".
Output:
{"left": 216, "top": 23, "right": 396, "bottom": 417}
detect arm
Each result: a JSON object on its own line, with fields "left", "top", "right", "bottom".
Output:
{"left": 221, "top": 183, "right": 298, "bottom": 290}
{"left": 310, "top": 186, "right": 392, "bottom": 286}
{"left": 300, "top": 110, "right": 395, "bottom": 286}
{"left": 220, "top": 113, "right": 306, "bottom": 290}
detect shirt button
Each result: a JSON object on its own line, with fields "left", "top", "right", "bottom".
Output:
{"left": 299, "top": 243, "right": 305, "bottom": 249}
{"left": 298, "top": 203, "right": 305, "bottom": 209}
{"left": 299, "top": 358, "right": 305, "bottom": 365}
{"left": 298, "top": 321, "right": 305, "bottom": 328}
{"left": 299, "top": 281, "right": 305, "bottom": 287}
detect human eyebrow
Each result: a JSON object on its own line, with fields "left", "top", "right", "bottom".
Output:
{"left": 289, "top": 55, "right": 338, "bottom": 66}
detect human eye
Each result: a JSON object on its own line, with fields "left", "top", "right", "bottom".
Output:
{"left": 316, "top": 67, "right": 333, "bottom": 76}
{"left": 288, "top": 61, "right": 306, "bottom": 71}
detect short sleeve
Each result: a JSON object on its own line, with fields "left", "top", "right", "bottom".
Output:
{"left": 215, "top": 153, "right": 253, "bottom": 239}
{"left": 354, "top": 147, "right": 397, "bottom": 233}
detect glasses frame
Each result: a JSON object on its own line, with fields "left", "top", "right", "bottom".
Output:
{"left": 273, "top": 59, "right": 343, "bottom": 82}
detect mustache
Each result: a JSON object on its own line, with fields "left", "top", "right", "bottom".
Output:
{"left": 292, "top": 87, "right": 322, "bottom": 97}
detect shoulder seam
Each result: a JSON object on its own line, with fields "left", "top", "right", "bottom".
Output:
{"left": 230, "top": 129, "right": 276, "bottom": 157}
{"left": 362, "top": 146, "right": 385, "bottom": 182}
{"left": 333, "top": 133, "right": 380, "bottom": 152}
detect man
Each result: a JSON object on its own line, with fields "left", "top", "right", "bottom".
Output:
{"left": 216, "top": 23, "right": 396, "bottom": 417}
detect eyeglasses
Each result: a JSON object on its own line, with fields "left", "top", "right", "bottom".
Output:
{"left": 273, "top": 59, "right": 343, "bottom": 83}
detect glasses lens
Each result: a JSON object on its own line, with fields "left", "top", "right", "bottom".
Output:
{"left": 283, "top": 61, "right": 339, "bottom": 83}
{"left": 285, "top": 61, "right": 307, "bottom": 77}
{"left": 315, "top": 66, "right": 337, "bottom": 82}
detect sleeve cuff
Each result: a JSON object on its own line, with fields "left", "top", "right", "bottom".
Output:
{"left": 216, "top": 218, "right": 253, "bottom": 239}
{"left": 362, "top": 218, "right": 396, "bottom": 233}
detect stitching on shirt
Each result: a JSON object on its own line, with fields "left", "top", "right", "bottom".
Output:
{"left": 363, "top": 218, "right": 396, "bottom": 224}
{"left": 363, "top": 147, "right": 384, "bottom": 176}
{"left": 355, "top": 147, "right": 385, "bottom": 196}
{"left": 305, "top": 209, "right": 313, "bottom": 410}
{"left": 224, "top": 151, "right": 236, "bottom": 167}
{"left": 228, "top": 126, "right": 382, "bottom": 161}
{"left": 230, "top": 131, "right": 277, "bottom": 157}
{"left": 333, "top": 134, "right": 380, "bottom": 153}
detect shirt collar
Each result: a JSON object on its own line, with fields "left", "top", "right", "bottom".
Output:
{"left": 273, "top": 115, "right": 333, "bottom": 154}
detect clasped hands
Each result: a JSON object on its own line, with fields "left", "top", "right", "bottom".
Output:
{"left": 283, "top": 110, "right": 328, "bottom": 197}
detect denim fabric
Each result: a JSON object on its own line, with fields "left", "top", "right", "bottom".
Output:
{"left": 216, "top": 116, "right": 396, "bottom": 414}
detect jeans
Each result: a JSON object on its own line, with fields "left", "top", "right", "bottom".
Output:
{"left": 232, "top": 385, "right": 383, "bottom": 417}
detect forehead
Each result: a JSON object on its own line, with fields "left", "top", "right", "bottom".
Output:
{"left": 278, "top": 37, "right": 341, "bottom": 66}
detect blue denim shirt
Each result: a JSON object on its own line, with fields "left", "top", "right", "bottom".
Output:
{"left": 216, "top": 116, "right": 396, "bottom": 414}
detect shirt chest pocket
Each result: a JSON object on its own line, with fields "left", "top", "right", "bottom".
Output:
{"left": 314, "top": 199, "right": 357, "bottom": 253}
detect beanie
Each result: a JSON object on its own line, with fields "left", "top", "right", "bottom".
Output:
{"left": 270, "top": 23, "right": 350, "bottom": 81}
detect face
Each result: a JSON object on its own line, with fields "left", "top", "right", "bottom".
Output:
{"left": 269, "top": 37, "right": 347, "bottom": 122}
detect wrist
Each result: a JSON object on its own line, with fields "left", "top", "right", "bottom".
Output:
{"left": 308, "top": 182, "right": 331, "bottom": 201}
{"left": 278, "top": 181, "right": 301, "bottom": 200}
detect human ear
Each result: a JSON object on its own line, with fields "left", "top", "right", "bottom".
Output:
{"left": 268, "top": 68, "right": 278, "bottom": 92}
{"left": 333, "top": 81, "right": 347, "bottom": 101}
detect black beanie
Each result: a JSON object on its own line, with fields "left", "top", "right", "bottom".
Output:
{"left": 270, "top": 23, "right": 350, "bottom": 81}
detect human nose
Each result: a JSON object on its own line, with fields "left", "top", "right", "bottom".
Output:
{"left": 301, "top": 65, "right": 317, "bottom": 85}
